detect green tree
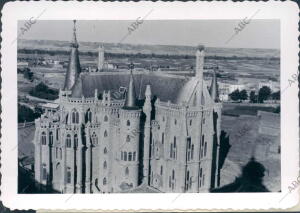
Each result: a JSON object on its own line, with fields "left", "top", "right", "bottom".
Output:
{"left": 271, "top": 91, "right": 280, "bottom": 100}
{"left": 29, "top": 82, "right": 59, "bottom": 100}
{"left": 258, "top": 86, "right": 271, "bottom": 103}
{"left": 229, "top": 89, "right": 240, "bottom": 101}
{"left": 18, "top": 104, "right": 41, "bottom": 123}
{"left": 249, "top": 91, "right": 257, "bottom": 103}
{"left": 239, "top": 89, "right": 248, "bottom": 101}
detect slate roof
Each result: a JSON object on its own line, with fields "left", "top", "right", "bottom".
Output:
{"left": 71, "top": 72, "right": 194, "bottom": 104}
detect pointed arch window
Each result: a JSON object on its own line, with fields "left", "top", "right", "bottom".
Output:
{"left": 41, "top": 132, "right": 47, "bottom": 145}
{"left": 74, "top": 134, "right": 78, "bottom": 148}
{"left": 59, "top": 148, "right": 62, "bottom": 160}
{"left": 187, "top": 137, "right": 192, "bottom": 161}
{"left": 171, "top": 169, "right": 175, "bottom": 190}
{"left": 103, "top": 161, "right": 107, "bottom": 169}
{"left": 91, "top": 132, "right": 98, "bottom": 145}
{"left": 128, "top": 152, "right": 132, "bottom": 161}
{"left": 67, "top": 167, "right": 71, "bottom": 184}
{"left": 126, "top": 135, "right": 130, "bottom": 142}
{"left": 66, "top": 134, "right": 72, "bottom": 148}
{"left": 126, "top": 120, "right": 130, "bottom": 126}
{"left": 191, "top": 144, "right": 194, "bottom": 160}
{"left": 56, "top": 147, "right": 58, "bottom": 159}
{"left": 104, "top": 147, "right": 107, "bottom": 154}
{"left": 85, "top": 109, "right": 92, "bottom": 123}
{"left": 170, "top": 137, "right": 177, "bottom": 159}
{"left": 103, "top": 177, "right": 107, "bottom": 185}
{"left": 104, "top": 130, "right": 108, "bottom": 137}
{"left": 72, "top": 109, "right": 79, "bottom": 124}
{"left": 133, "top": 152, "right": 136, "bottom": 161}
{"left": 49, "top": 132, "right": 53, "bottom": 146}
{"left": 56, "top": 128, "right": 59, "bottom": 140}
{"left": 42, "top": 164, "right": 47, "bottom": 180}
{"left": 104, "top": 115, "right": 108, "bottom": 122}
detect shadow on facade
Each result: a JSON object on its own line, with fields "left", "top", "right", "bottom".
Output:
{"left": 18, "top": 165, "right": 60, "bottom": 194}
{"left": 211, "top": 157, "right": 269, "bottom": 192}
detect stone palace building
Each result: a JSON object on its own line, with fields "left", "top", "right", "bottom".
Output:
{"left": 33, "top": 21, "right": 222, "bottom": 193}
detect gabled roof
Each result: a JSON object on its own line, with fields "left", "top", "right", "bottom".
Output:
{"left": 71, "top": 71, "right": 214, "bottom": 106}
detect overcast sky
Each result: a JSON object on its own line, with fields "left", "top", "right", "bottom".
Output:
{"left": 18, "top": 20, "right": 280, "bottom": 49}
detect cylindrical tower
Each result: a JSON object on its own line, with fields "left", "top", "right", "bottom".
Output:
{"left": 117, "top": 71, "right": 141, "bottom": 190}
{"left": 118, "top": 108, "right": 141, "bottom": 189}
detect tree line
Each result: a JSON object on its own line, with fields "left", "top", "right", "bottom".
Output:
{"left": 29, "top": 82, "right": 59, "bottom": 100}
{"left": 18, "top": 48, "right": 280, "bottom": 61}
{"left": 229, "top": 86, "right": 280, "bottom": 103}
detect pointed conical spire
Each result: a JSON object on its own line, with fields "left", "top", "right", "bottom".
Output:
{"left": 124, "top": 70, "right": 137, "bottom": 109}
{"left": 64, "top": 20, "right": 81, "bottom": 90}
{"left": 209, "top": 69, "right": 219, "bottom": 102}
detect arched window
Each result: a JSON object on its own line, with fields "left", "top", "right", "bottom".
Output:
{"left": 41, "top": 132, "right": 47, "bottom": 145}
{"left": 171, "top": 170, "right": 175, "bottom": 190}
{"left": 204, "top": 142, "right": 207, "bottom": 157}
{"left": 104, "top": 147, "right": 107, "bottom": 154}
{"left": 186, "top": 171, "right": 190, "bottom": 190}
{"left": 124, "top": 152, "right": 127, "bottom": 161}
{"left": 74, "top": 134, "right": 78, "bottom": 148}
{"left": 160, "top": 166, "right": 163, "bottom": 175}
{"left": 103, "top": 177, "right": 107, "bottom": 185}
{"left": 67, "top": 167, "right": 71, "bottom": 184}
{"left": 42, "top": 164, "right": 47, "bottom": 180}
{"left": 49, "top": 132, "right": 53, "bottom": 146}
{"left": 133, "top": 152, "right": 136, "bottom": 161}
{"left": 190, "top": 119, "right": 192, "bottom": 126}
{"left": 56, "top": 128, "right": 59, "bottom": 140}
{"left": 55, "top": 147, "right": 58, "bottom": 159}
{"left": 126, "top": 135, "right": 130, "bottom": 142}
{"left": 162, "top": 133, "right": 164, "bottom": 144}
{"left": 125, "top": 167, "right": 129, "bottom": 176}
{"left": 66, "top": 134, "right": 72, "bottom": 148}
{"left": 174, "top": 119, "right": 177, "bottom": 125}
{"left": 104, "top": 115, "right": 108, "bottom": 122}
{"left": 191, "top": 144, "right": 194, "bottom": 160}
{"left": 59, "top": 148, "right": 62, "bottom": 160}
{"left": 126, "top": 120, "right": 130, "bottom": 126}
{"left": 128, "top": 152, "right": 132, "bottom": 161}
{"left": 91, "top": 132, "right": 98, "bottom": 145}
{"left": 72, "top": 109, "right": 79, "bottom": 124}
{"left": 104, "top": 130, "right": 108, "bottom": 137}
{"left": 187, "top": 137, "right": 191, "bottom": 161}
{"left": 103, "top": 161, "right": 107, "bottom": 169}
{"left": 85, "top": 109, "right": 92, "bottom": 123}
{"left": 173, "top": 137, "right": 177, "bottom": 159}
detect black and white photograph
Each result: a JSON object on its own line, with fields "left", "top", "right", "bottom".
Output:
{"left": 17, "top": 19, "right": 281, "bottom": 194}
{"left": 1, "top": 1, "right": 299, "bottom": 210}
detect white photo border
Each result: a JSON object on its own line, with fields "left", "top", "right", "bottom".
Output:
{"left": 1, "top": 1, "right": 299, "bottom": 210}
